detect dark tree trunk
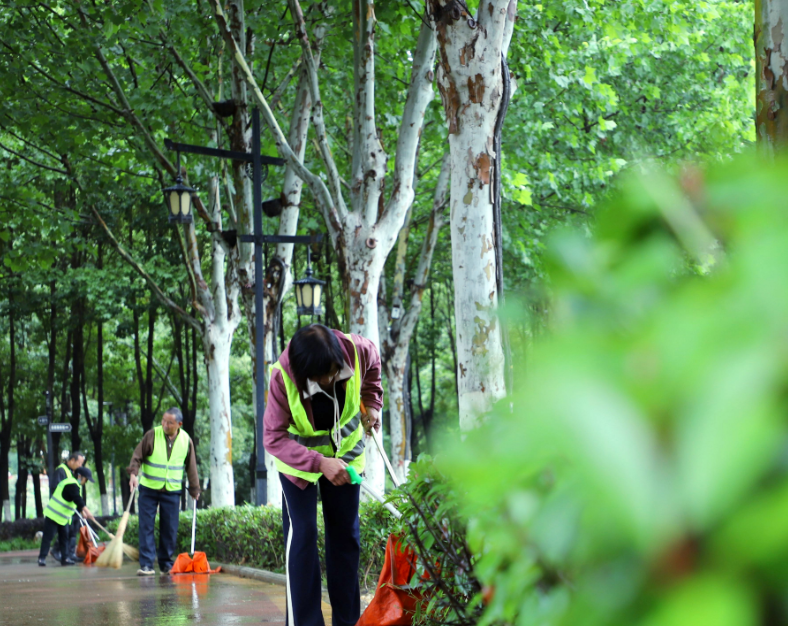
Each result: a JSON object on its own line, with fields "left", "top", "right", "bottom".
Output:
{"left": 70, "top": 299, "right": 85, "bottom": 453}
{"left": 134, "top": 305, "right": 158, "bottom": 433}
{"left": 15, "top": 437, "right": 29, "bottom": 520}
{"left": 444, "top": 284, "right": 459, "bottom": 396}
{"left": 32, "top": 466, "right": 43, "bottom": 518}
{"left": 83, "top": 305, "right": 107, "bottom": 512}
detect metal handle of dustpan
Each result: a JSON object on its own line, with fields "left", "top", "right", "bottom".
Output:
{"left": 359, "top": 482, "right": 402, "bottom": 519}
{"left": 76, "top": 511, "right": 99, "bottom": 547}
{"left": 190, "top": 499, "right": 197, "bottom": 555}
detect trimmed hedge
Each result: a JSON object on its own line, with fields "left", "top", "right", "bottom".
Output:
{"left": 107, "top": 501, "right": 394, "bottom": 588}
{"left": 0, "top": 515, "right": 118, "bottom": 542}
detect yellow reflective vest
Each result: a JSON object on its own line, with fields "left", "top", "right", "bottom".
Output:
{"left": 139, "top": 426, "right": 190, "bottom": 492}
{"left": 272, "top": 336, "right": 366, "bottom": 483}
{"left": 44, "top": 475, "right": 79, "bottom": 526}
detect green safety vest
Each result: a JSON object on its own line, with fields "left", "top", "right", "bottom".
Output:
{"left": 139, "top": 426, "right": 190, "bottom": 492}
{"left": 44, "top": 475, "right": 79, "bottom": 526}
{"left": 54, "top": 462, "right": 71, "bottom": 483}
{"left": 272, "top": 336, "right": 366, "bottom": 483}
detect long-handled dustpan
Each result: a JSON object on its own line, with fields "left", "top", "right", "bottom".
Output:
{"left": 171, "top": 500, "right": 220, "bottom": 574}
{"left": 356, "top": 402, "right": 431, "bottom": 626}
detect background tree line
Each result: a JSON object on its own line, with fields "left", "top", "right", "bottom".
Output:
{"left": 0, "top": 0, "right": 754, "bottom": 520}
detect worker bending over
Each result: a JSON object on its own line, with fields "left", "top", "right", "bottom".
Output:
{"left": 264, "top": 324, "right": 383, "bottom": 626}
{"left": 38, "top": 466, "right": 95, "bottom": 566}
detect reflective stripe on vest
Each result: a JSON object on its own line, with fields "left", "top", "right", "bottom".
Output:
{"left": 273, "top": 335, "right": 366, "bottom": 483}
{"left": 44, "top": 476, "right": 79, "bottom": 526}
{"left": 138, "top": 426, "right": 190, "bottom": 492}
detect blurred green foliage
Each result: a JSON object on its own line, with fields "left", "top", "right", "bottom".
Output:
{"left": 435, "top": 155, "right": 788, "bottom": 626}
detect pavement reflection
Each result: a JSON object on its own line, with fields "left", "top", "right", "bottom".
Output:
{"left": 0, "top": 550, "right": 322, "bottom": 625}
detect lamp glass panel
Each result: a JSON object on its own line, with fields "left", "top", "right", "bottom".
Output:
{"left": 302, "top": 284, "right": 313, "bottom": 308}
{"left": 180, "top": 190, "right": 191, "bottom": 216}
{"left": 313, "top": 285, "right": 322, "bottom": 309}
{"left": 169, "top": 191, "right": 180, "bottom": 216}
{"left": 295, "top": 285, "right": 304, "bottom": 307}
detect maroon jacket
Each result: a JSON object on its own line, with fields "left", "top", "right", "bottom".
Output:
{"left": 264, "top": 330, "right": 383, "bottom": 490}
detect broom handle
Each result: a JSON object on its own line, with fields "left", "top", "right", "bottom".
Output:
{"left": 125, "top": 485, "right": 137, "bottom": 513}
{"left": 90, "top": 519, "right": 115, "bottom": 539}
{"left": 190, "top": 499, "right": 197, "bottom": 555}
{"left": 360, "top": 400, "right": 401, "bottom": 488}
{"left": 359, "top": 482, "right": 402, "bottom": 519}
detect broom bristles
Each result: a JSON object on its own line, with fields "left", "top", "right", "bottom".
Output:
{"left": 122, "top": 544, "right": 139, "bottom": 561}
{"left": 95, "top": 512, "right": 129, "bottom": 569}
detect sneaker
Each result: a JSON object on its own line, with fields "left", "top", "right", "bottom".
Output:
{"left": 137, "top": 566, "right": 155, "bottom": 576}
{"left": 49, "top": 549, "right": 61, "bottom": 561}
{"left": 61, "top": 559, "right": 76, "bottom": 566}
{"left": 37, "top": 558, "right": 46, "bottom": 567}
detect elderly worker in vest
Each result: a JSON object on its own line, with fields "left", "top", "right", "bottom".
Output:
{"left": 128, "top": 407, "right": 200, "bottom": 576}
{"left": 38, "top": 466, "right": 95, "bottom": 566}
{"left": 264, "top": 324, "right": 382, "bottom": 626}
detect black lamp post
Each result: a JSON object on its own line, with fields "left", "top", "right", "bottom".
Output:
{"left": 162, "top": 152, "right": 194, "bottom": 223}
{"left": 293, "top": 248, "right": 325, "bottom": 318}
{"left": 163, "top": 109, "right": 322, "bottom": 506}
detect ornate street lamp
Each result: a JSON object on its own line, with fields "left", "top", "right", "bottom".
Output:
{"left": 162, "top": 152, "right": 194, "bottom": 223}
{"left": 293, "top": 248, "right": 325, "bottom": 318}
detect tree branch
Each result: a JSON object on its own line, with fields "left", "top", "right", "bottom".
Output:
{"left": 0, "top": 141, "right": 68, "bottom": 175}
{"left": 288, "top": 0, "right": 348, "bottom": 217}
{"left": 211, "top": 0, "right": 344, "bottom": 238}
{"left": 378, "top": 20, "right": 437, "bottom": 233}
{"left": 90, "top": 205, "right": 204, "bottom": 330}
{"left": 159, "top": 29, "right": 230, "bottom": 133}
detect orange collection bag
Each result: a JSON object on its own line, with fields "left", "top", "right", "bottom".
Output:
{"left": 83, "top": 544, "right": 106, "bottom": 565}
{"left": 170, "top": 551, "right": 221, "bottom": 574}
{"left": 356, "top": 535, "right": 426, "bottom": 626}
{"left": 76, "top": 526, "right": 92, "bottom": 559}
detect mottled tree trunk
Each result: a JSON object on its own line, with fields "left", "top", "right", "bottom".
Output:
{"left": 756, "top": 0, "right": 788, "bottom": 149}
{"left": 431, "top": 0, "right": 517, "bottom": 429}
{"left": 213, "top": 0, "right": 437, "bottom": 495}
{"left": 383, "top": 154, "right": 450, "bottom": 483}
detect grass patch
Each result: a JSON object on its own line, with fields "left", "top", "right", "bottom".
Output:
{"left": 0, "top": 537, "right": 39, "bottom": 552}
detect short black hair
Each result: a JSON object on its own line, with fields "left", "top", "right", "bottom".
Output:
{"left": 68, "top": 451, "right": 84, "bottom": 462}
{"left": 289, "top": 324, "right": 345, "bottom": 388}
{"left": 164, "top": 407, "right": 183, "bottom": 423}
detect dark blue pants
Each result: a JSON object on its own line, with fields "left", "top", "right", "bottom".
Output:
{"left": 138, "top": 485, "right": 181, "bottom": 572}
{"left": 280, "top": 473, "right": 361, "bottom": 626}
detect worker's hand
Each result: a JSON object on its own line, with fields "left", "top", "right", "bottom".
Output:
{"left": 129, "top": 473, "right": 138, "bottom": 492}
{"left": 363, "top": 406, "right": 381, "bottom": 434}
{"left": 319, "top": 457, "right": 350, "bottom": 486}
{"left": 82, "top": 507, "right": 95, "bottom": 522}
{"left": 193, "top": 493, "right": 200, "bottom": 501}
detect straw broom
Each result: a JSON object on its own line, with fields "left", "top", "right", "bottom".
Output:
{"left": 90, "top": 518, "right": 139, "bottom": 561}
{"left": 96, "top": 486, "right": 137, "bottom": 569}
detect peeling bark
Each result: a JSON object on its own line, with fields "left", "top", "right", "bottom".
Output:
{"left": 755, "top": 0, "right": 788, "bottom": 149}
{"left": 383, "top": 153, "right": 450, "bottom": 483}
{"left": 430, "top": 0, "right": 517, "bottom": 429}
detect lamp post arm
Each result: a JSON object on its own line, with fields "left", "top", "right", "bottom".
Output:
{"left": 211, "top": 0, "right": 344, "bottom": 239}
{"left": 90, "top": 205, "right": 205, "bottom": 332}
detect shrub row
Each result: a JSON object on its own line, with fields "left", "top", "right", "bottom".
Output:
{"left": 107, "top": 501, "right": 395, "bottom": 588}
{"left": 0, "top": 515, "right": 118, "bottom": 542}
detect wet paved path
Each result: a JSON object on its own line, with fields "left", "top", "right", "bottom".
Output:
{"left": 0, "top": 550, "right": 331, "bottom": 626}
